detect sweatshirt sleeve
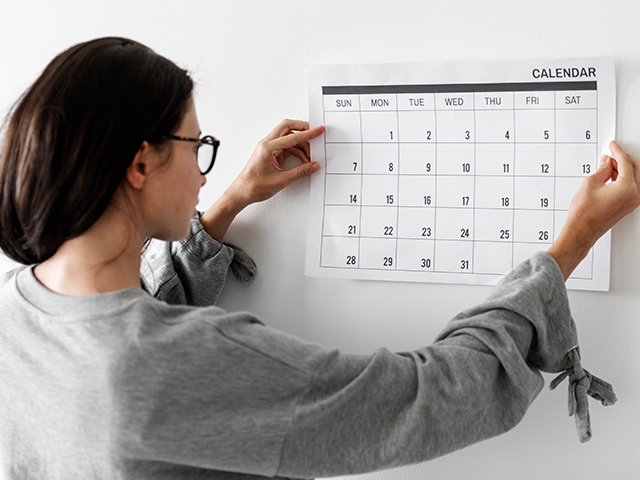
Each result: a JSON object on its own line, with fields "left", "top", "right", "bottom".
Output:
{"left": 276, "top": 251, "right": 580, "bottom": 477}
{"left": 140, "top": 216, "right": 257, "bottom": 306}
{"left": 122, "top": 252, "right": 603, "bottom": 478}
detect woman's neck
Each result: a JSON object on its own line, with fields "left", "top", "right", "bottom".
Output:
{"left": 33, "top": 203, "right": 145, "bottom": 296}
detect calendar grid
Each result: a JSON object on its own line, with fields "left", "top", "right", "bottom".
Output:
{"left": 318, "top": 80, "right": 599, "bottom": 279}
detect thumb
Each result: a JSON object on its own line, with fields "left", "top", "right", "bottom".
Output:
{"left": 284, "top": 161, "right": 320, "bottom": 184}
{"left": 591, "top": 156, "right": 615, "bottom": 184}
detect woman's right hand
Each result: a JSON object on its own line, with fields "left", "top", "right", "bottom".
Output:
{"left": 548, "top": 140, "right": 640, "bottom": 280}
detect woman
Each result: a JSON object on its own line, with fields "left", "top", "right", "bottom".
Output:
{"left": 0, "top": 37, "right": 638, "bottom": 479}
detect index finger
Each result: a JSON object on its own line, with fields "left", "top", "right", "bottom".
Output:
{"left": 609, "top": 140, "right": 640, "bottom": 183}
{"left": 264, "top": 119, "right": 311, "bottom": 141}
{"left": 270, "top": 125, "right": 325, "bottom": 151}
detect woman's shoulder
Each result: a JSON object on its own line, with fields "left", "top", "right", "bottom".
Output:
{"left": 0, "top": 264, "right": 29, "bottom": 299}
{"left": 131, "top": 299, "right": 329, "bottom": 379}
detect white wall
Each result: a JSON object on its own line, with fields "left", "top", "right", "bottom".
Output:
{"left": 2, "top": 1, "right": 639, "bottom": 478}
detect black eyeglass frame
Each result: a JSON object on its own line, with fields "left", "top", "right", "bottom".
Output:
{"left": 161, "top": 134, "right": 220, "bottom": 175}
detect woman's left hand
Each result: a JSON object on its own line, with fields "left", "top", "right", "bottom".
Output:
{"left": 199, "top": 119, "right": 324, "bottom": 242}
{"left": 230, "top": 119, "right": 324, "bottom": 205}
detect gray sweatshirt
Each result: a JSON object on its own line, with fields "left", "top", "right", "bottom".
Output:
{"left": 0, "top": 218, "right": 585, "bottom": 479}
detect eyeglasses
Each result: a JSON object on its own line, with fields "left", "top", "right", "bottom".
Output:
{"left": 161, "top": 134, "right": 220, "bottom": 175}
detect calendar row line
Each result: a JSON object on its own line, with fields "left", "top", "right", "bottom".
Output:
{"left": 319, "top": 236, "right": 594, "bottom": 279}
{"left": 328, "top": 140, "right": 597, "bottom": 144}
{"left": 323, "top": 235, "right": 558, "bottom": 243}
{"left": 322, "top": 205, "right": 569, "bottom": 243}
{"left": 324, "top": 175, "right": 582, "bottom": 209}
{"left": 324, "top": 109, "right": 596, "bottom": 144}
{"left": 327, "top": 172, "right": 592, "bottom": 178}
{"left": 325, "top": 204, "right": 574, "bottom": 212}
{"left": 325, "top": 143, "right": 597, "bottom": 176}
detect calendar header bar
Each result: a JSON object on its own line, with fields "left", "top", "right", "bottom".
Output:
{"left": 322, "top": 81, "right": 597, "bottom": 95}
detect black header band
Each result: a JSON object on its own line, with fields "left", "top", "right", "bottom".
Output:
{"left": 322, "top": 81, "right": 597, "bottom": 95}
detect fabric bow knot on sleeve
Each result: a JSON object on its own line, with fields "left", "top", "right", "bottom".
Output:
{"left": 550, "top": 346, "right": 617, "bottom": 443}
{"left": 437, "top": 252, "right": 617, "bottom": 445}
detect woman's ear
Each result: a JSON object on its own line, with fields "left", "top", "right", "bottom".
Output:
{"left": 125, "top": 141, "right": 153, "bottom": 190}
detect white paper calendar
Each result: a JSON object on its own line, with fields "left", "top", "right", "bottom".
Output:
{"left": 305, "top": 58, "right": 615, "bottom": 291}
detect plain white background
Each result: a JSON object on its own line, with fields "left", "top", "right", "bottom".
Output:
{"left": 1, "top": 1, "right": 639, "bottom": 478}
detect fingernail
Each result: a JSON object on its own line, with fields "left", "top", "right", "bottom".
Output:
{"left": 310, "top": 162, "right": 320, "bottom": 172}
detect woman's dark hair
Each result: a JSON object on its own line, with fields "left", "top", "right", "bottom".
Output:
{"left": 0, "top": 37, "right": 194, "bottom": 264}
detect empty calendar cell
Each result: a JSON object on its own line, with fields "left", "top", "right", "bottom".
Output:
{"left": 473, "top": 209, "right": 514, "bottom": 242}
{"left": 556, "top": 109, "right": 597, "bottom": 143}
{"left": 435, "top": 110, "right": 475, "bottom": 143}
{"left": 556, "top": 143, "right": 598, "bottom": 177}
{"left": 570, "top": 249, "right": 593, "bottom": 279}
{"left": 514, "top": 109, "right": 555, "bottom": 143}
{"left": 324, "top": 111, "right": 362, "bottom": 143}
{"left": 475, "top": 143, "right": 515, "bottom": 176}
{"left": 472, "top": 242, "right": 514, "bottom": 275}
{"left": 512, "top": 242, "right": 547, "bottom": 267}
{"left": 555, "top": 177, "right": 584, "bottom": 210}
{"left": 398, "top": 110, "right": 436, "bottom": 142}
{"left": 396, "top": 238, "right": 436, "bottom": 271}
{"left": 435, "top": 208, "right": 474, "bottom": 241}
{"left": 325, "top": 175, "right": 362, "bottom": 205}
{"left": 359, "top": 238, "right": 398, "bottom": 270}
{"left": 474, "top": 176, "right": 514, "bottom": 209}
{"left": 360, "top": 206, "right": 398, "bottom": 238}
{"left": 436, "top": 176, "right": 475, "bottom": 208}
{"left": 322, "top": 205, "right": 362, "bottom": 237}
{"left": 513, "top": 176, "right": 555, "bottom": 210}
{"left": 432, "top": 240, "right": 474, "bottom": 273}
{"left": 326, "top": 143, "right": 363, "bottom": 174}
{"left": 397, "top": 208, "right": 436, "bottom": 239}
{"left": 362, "top": 143, "right": 399, "bottom": 174}
{"left": 361, "top": 175, "right": 399, "bottom": 206}
{"left": 513, "top": 210, "right": 554, "bottom": 243}
{"left": 436, "top": 143, "right": 475, "bottom": 175}
{"left": 398, "top": 175, "right": 436, "bottom": 206}
{"left": 398, "top": 143, "right": 437, "bottom": 175}
{"left": 475, "top": 110, "right": 515, "bottom": 143}
{"left": 361, "top": 111, "right": 398, "bottom": 143}
{"left": 320, "top": 236, "right": 360, "bottom": 268}
{"left": 514, "top": 143, "right": 555, "bottom": 176}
